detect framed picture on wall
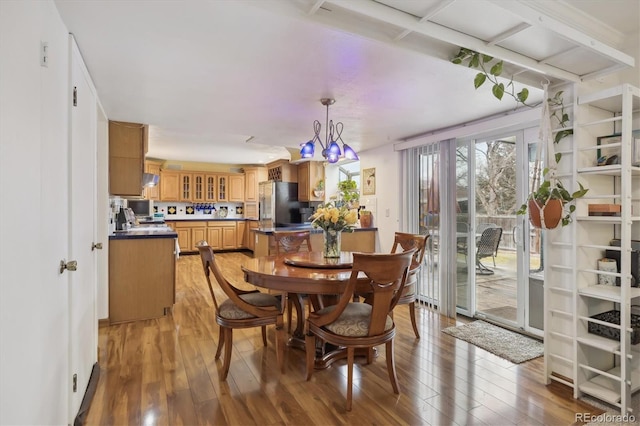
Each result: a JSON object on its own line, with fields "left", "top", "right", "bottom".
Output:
{"left": 362, "top": 168, "right": 376, "bottom": 195}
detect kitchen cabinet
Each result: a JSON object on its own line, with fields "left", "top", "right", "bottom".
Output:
{"left": 244, "top": 167, "right": 268, "bottom": 202}
{"left": 144, "top": 160, "right": 162, "bottom": 201}
{"left": 109, "top": 120, "right": 148, "bottom": 196}
{"left": 192, "top": 173, "right": 205, "bottom": 202}
{"left": 217, "top": 175, "right": 228, "bottom": 202}
{"left": 109, "top": 237, "right": 176, "bottom": 323}
{"left": 207, "top": 221, "right": 238, "bottom": 250}
{"left": 160, "top": 170, "right": 180, "bottom": 201}
{"left": 158, "top": 169, "right": 246, "bottom": 203}
{"left": 173, "top": 220, "right": 207, "bottom": 252}
{"left": 244, "top": 203, "right": 258, "bottom": 220}
{"left": 229, "top": 174, "right": 245, "bottom": 202}
{"left": 298, "top": 161, "right": 324, "bottom": 202}
{"left": 245, "top": 220, "right": 259, "bottom": 251}
{"left": 236, "top": 221, "right": 246, "bottom": 248}
{"left": 180, "top": 173, "right": 193, "bottom": 202}
{"left": 267, "top": 159, "right": 298, "bottom": 182}
{"left": 205, "top": 174, "right": 217, "bottom": 202}
{"left": 244, "top": 167, "right": 267, "bottom": 219}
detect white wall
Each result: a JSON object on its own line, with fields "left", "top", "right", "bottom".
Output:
{"left": 358, "top": 144, "right": 403, "bottom": 253}
{"left": 1, "top": 1, "right": 72, "bottom": 424}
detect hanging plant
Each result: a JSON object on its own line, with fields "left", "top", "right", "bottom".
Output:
{"left": 451, "top": 48, "right": 532, "bottom": 106}
{"left": 451, "top": 48, "right": 587, "bottom": 228}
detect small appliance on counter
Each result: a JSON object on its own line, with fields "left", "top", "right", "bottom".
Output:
{"left": 299, "top": 207, "right": 314, "bottom": 224}
{"left": 116, "top": 207, "right": 135, "bottom": 230}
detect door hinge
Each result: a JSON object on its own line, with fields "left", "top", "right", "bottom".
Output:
{"left": 73, "top": 87, "right": 77, "bottom": 107}
{"left": 72, "top": 374, "right": 77, "bottom": 392}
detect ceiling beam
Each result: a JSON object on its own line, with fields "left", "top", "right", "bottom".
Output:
{"left": 486, "top": 22, "right": 531, "bottom": 46}
{"left": 487, "top": 0, "right": 635, "bottom": 68}
{"left": 325, "top": 0, "right": 582, "bottom": 82}
{"left": 394, "top": 0, "right": 456, "bottom": 41}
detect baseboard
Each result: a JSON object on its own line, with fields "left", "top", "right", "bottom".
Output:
{"left": 98, "top": 318, "right": 110, "bottom": 328}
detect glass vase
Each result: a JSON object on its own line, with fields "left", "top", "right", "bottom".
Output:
{"left": 323, "top": 229, "right": 341, "bottom": 258}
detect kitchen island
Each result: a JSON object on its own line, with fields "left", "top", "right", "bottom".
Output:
{"left": 253, "top": 226, "right": 377, "bottom": 258}
{"left": 108, "top": 227, "right": 178, "bottom": 324}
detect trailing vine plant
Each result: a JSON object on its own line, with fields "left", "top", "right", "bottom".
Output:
{"left": 451, "top": 48, "right": 587, "bottom": 227}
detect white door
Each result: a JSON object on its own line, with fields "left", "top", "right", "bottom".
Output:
{"left": 68, "top": 38, "right": 98, "bottom": 421}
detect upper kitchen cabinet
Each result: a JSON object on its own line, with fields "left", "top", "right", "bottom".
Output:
{"left": 244, "top": 166, "right": 268, "bottom": 202}
{"left": 205, "top": 174, "right": 217, "bottom": 202}
{"left": 216, "top": 173, "right": 244, "bottom": 202}
{"left": 228, "top": 174, "right": 245, "bottom": 202}
{"left": 159, "top": 170, "right": 180, "bottom": 201}
{"left": 143, "top": 159, "right": 162, "bottom": 201}
{"left": 109, "top": 120, "right": 148, "bottom": 196}
{"left": 267, "top": 159, "right": 297, "bottom": 182}
{"left": 298, "top": 161, "right": 324, "bottom": 202}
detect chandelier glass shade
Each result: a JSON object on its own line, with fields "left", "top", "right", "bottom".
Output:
{"left": 300, "top": 98, "right": 359, "bottom": 163}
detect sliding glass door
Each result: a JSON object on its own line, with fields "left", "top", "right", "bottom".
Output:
{"left": 456, "top": 130, "right": 537, "bottom": 331}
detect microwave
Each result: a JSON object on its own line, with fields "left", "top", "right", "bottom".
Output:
{"left": 125, "top": 199, "right": 154, "bottom": 217}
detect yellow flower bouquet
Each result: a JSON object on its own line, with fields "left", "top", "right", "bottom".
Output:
{"left": 309, "top": 202, "right": 358, "bottom": 257}
{"left": 309, "top": 202, "right": 358, "bottom": 232}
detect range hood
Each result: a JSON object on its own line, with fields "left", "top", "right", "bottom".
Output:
{"left": 142, "top": 173, "right": 159, "bottom": 188}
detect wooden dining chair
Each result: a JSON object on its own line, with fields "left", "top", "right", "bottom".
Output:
{"left": 196, "top": 241, "right": 285, "bottom": 380}
{"left": 304, "top": 250, "right": 415, "bottom": 411}
{"left": 390, "top": 232, "right": 429, "bottom": 338}
{"left": 273, "top": 230, "right": 312, "bottom": 254}
{"left": 273, "top": 230, "right": 312, "bottom": 333}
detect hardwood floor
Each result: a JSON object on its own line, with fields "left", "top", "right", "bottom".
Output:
{"left": 86, "top": 251, "right": 601, "bottom": 425}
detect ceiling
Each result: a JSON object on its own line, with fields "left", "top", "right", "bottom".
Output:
{"left": 54, "top": 0, "right": 638, "bottom": 165}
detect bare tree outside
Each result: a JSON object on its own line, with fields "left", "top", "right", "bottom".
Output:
{"left": 475, "top": 139, "right": 517, "bottom": 216}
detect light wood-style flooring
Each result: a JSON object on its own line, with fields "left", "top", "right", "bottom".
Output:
{"left": 86, "top": 251, "right": 601, "bottom": 425}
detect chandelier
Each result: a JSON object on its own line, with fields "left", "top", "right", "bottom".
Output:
{"left": 299, "top": 98, "right": 359, "bottom": 163}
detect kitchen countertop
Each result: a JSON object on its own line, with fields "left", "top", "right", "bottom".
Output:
{"left": 109, "top": 226, "right": 178, "bottom": 240}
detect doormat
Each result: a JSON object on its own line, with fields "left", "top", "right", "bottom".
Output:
{"left": 442, "top": 320, "right": 544, "bottom": 364}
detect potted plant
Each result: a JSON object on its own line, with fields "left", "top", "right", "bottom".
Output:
{"left": 313, "top": 179, "right": 325, "bottom": 198}
{"left": 451, "top": 48, "right": 588, "bottom": 228}
{"left": 518, "top": 175, "right": 587, "bottom": 228}
{"left": 337, "top": 179, "right": 360, "bottom": 209}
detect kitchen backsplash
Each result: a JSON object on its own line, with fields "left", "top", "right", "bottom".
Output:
{"left": 155, "top": 202, "right": 244, "bottom": 220}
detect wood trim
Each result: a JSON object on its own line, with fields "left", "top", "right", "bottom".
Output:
{"left": 98, "top": 318, "right": 110, "bottom": 328}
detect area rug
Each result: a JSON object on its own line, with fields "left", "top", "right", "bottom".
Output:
{"left": 442, "top": 320, "right": 544, "bottom": 364}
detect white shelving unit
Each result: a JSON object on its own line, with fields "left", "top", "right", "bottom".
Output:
{"left": 544, "top": 83, "right": 578, "bottom": 391}
{"left": 572, "top": 84, "right": 640, "bottom": 413}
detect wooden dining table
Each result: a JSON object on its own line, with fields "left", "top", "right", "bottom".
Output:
{"left": 241, "top": 251, "right": 373, "bottom": 368}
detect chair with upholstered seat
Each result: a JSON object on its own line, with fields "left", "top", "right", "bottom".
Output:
{"left": 305, "top": 250, "right": 415, "bottom": 411}
{"left": 273, "top": 230, "right": 312, "bottom": 333}
{"left": 196, "top": 242, "right": 285, "bottom": 380}
{"left": 390, "top": 232, "right": 429, "bottom": 338}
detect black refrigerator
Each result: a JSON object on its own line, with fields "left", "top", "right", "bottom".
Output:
{"left": 258, "top": 181, "right": 308, "bottom": 227}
